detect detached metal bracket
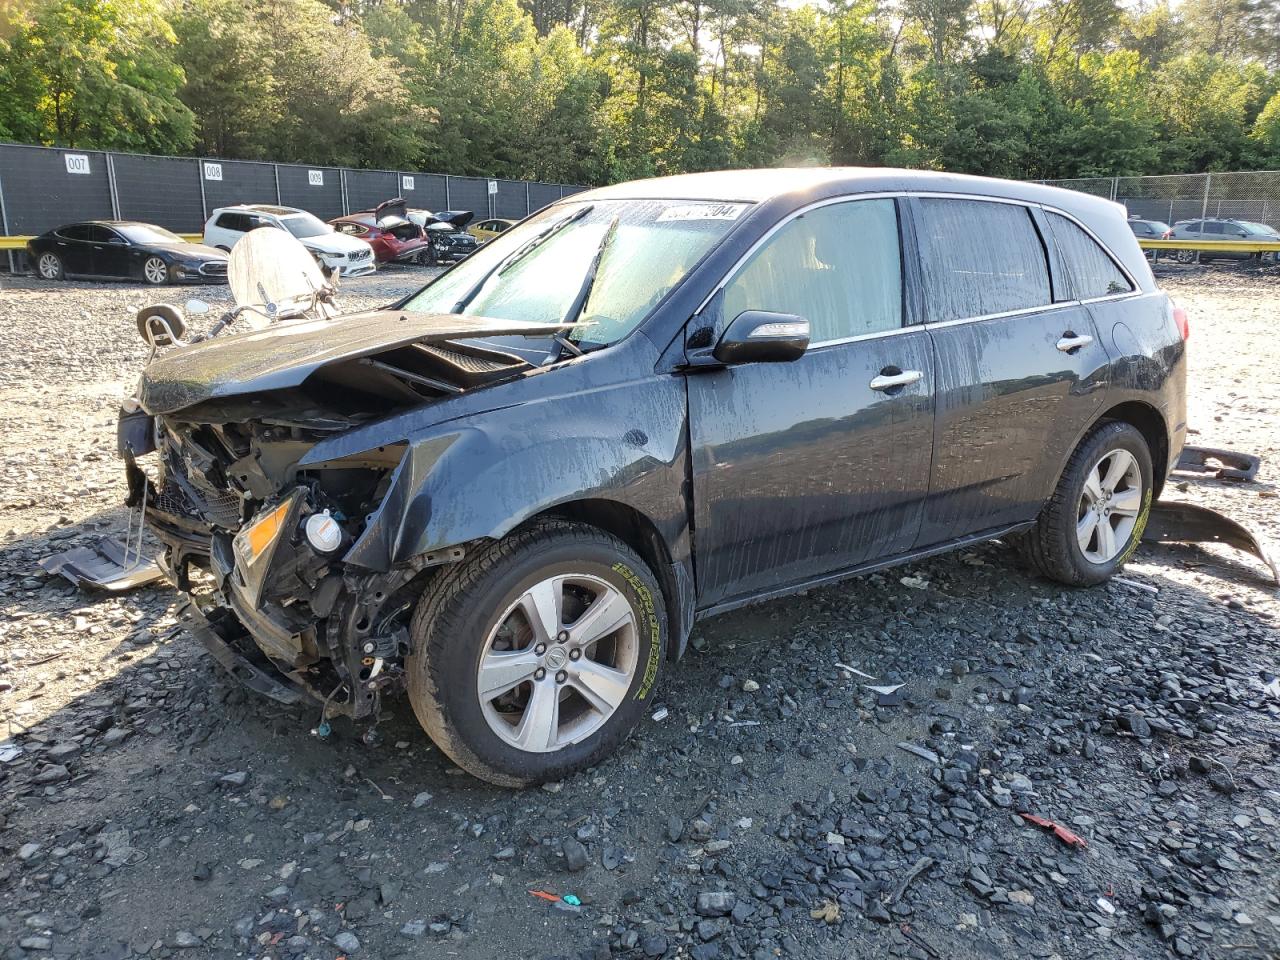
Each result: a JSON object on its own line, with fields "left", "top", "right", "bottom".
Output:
{"left": 179, "top": 602, "right": 304, "bottom": 705}
{"left": 1173, "top": 445, "right": 1261, "bottom": 483}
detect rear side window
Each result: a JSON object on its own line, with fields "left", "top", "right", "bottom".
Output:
{"left": 1046, "top": 213, "right": 1132, "bottom": 300}
{"left": 914, "top": 198, "right": 1051, "bottom": 322}
{"left": 57, "top": 224, "right": 92, "bottom": 241}
{"left": 1204, "top": 222, "right": 1224, "bottom": 235}
{"left": 217, "top": 212, "right": 247, "bottom": 231}
{"left": 724, "top": 198, "right": 902, "bottom": 343}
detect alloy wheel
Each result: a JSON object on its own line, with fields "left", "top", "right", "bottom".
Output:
{"left": 476, "top": 573, "right": 638, "bottom": 753}
{"left": 1076, "top": 448, "right": 1143, "bottom": 564}
{"left": 144, "top": 257, "right": 168, "bottom": 285}
{"left": 38, "top": 253, "right": 60, "bottom": 279}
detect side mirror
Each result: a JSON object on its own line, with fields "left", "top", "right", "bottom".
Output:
{"left": 136, "top": 303, "right": 188, "bottom": 347}
{"left": 184, "top": 298, "right": 210, "bottom": 316}
{"left": 713, "top": 310, "right": 809, "bottom": 365}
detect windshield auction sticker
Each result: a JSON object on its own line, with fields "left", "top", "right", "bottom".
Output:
{"left": 656, "top": 203, "right": 749, "bottom": 222}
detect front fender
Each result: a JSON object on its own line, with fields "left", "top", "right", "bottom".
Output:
{"left": 340, "top": 375, "right": 689, "bottom": 572}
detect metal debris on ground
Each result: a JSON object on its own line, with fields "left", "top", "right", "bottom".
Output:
{"left": 1019, "top": 812, "right": 1089, "bottom": 850}
{"left": 896, "top": 742, "right": 941, "bottom": 765}
{"left": 39, "top": 535, "right": 164, "bottom": 591}
{"left": 1143, "top": 501, "right": 1279, "bottom": 585}
{"left": 1173, "top": 445, "right": 1261, "bottom": 482}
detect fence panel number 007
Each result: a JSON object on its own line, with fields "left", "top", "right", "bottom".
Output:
{"left": 64, "top": 154, "right": 91, "bottom": 175}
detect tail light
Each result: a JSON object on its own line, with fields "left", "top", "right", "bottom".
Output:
{"left": 1170, "top": 300, "right": 1190, "bottom": 340}
{"left": 1161, "top": 230, "right": 1174, "bottom": 239}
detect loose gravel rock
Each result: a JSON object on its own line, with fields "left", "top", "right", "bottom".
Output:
{"left": 0, "top": 262, "right": 1277, "bottom": 959}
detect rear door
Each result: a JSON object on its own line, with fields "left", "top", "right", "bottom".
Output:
{"left": 54, "top": 224, "right": 95, "bottom": 273}
{"left": 687, "top": 197, "right": 935, "bottom": 607}
{"left": 909, "top": 196, "right": 1112, "bottom": 546}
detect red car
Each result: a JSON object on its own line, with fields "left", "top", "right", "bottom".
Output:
{"left": 330, "top": 198, "right": 431, "bottom": 264}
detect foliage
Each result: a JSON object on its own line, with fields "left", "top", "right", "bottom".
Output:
{"left": 2, "top": 0, "right": 1279, "bottom": 184}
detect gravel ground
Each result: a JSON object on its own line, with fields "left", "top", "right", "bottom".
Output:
{"left": 0, "top": 262, "right": 1277, "bottom": 960}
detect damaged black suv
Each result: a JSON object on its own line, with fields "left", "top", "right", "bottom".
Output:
{"left": 120, "top": 169, "right": 1187, "bottom": 786}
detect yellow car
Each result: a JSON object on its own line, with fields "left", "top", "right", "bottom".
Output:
{"left": 468, "top": 218, "right": 516, "bottom": 244}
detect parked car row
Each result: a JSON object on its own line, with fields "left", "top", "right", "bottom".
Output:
{"left": 1127, "top": 215, "right": 1280, "bottom": 264}
{"left": 26, "top": 199, "right": 515, "bottom": 285}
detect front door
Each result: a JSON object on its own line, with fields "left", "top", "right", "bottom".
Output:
{"left": 907, "top": 197, "right": 1112, "bottom": 546}
{"left": 89, "top": 225, "right": 132, "bottom": 277}
{"left": 687, "top": 197, "right": 935, "bottom": 608}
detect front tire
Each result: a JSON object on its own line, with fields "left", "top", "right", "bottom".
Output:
{"left": 1020, "top": 421, "right": 1153, "bottom": 586}
{"left": 407, "top": 521, "right": 666, "bottom": 787}
{"left": 36, "top": 252, "right": 64, "bottom": 280}
{"left": 143, "top": 256, "right": 169, "bottom": 285}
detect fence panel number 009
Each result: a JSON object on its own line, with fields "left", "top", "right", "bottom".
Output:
{"left": 64, "top": 154, "right": 91, "bottom": 175}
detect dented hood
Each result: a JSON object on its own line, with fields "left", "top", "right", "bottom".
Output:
{"left": 139, "top": 310, "right": 571, "bottom": 415}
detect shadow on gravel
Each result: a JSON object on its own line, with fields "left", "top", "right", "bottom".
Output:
{"left": 2, "top": 540, "right": 1278, "bottom": 960}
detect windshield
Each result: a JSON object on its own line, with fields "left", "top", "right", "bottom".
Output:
{"left": 1239, "top": 221, "right": 1277, "bottom": 235}
{"left": 404, "top": 199, "right": 748, "bottom": 348}
{"left": 281, "top": 214, "right": 332, "bottom": 240}
{"left": 118, "top": 224, "right": 185, "bottom": 244}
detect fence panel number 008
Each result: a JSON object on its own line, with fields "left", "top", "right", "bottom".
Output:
{"left": 203, "top": 162, "right": 223, "bottom": 182}
{"left": 64, "top": 154, "right": 91, "bottom": 175}
{"left": 309, "top": 170, "right": 324, "bottom": 186}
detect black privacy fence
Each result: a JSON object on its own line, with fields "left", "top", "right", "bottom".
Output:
{"left": 0, "top": 141, "right": 585, "bottom": 258}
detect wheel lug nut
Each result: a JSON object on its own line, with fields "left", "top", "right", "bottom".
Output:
{"left": 557, "top": 630, "right": 569, "bottom": 643}
{"left": 534, "top": 667, "right": 546, "bottom": 681}
{"left": 555, "top": 670, "right": 567, "bottom": 684}
{"left": 569, "top": 649, "right": 581, "bottom": 661}
{"left": 534, "top": 643, "right": 546, "bottom": 655}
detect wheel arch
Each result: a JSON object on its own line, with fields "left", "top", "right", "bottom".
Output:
{"left": 520, "top": 498, "right": 693, "bottom": 662}
{"left": 1089, "top": 400, "right": 1170, "bottom": 498}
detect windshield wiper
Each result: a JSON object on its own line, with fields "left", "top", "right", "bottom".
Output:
{"left": 546, "top": 216, "right": 620, "bottom": 363}
{"left": 450, "top": 204, "right": 595, "bottom": 313}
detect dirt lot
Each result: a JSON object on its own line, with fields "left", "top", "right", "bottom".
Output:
{"left": 0, "top": 263, "right": 1277, "bottom": 960}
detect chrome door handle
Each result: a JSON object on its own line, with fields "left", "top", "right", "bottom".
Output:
{"left": 870, "top": 369, "right": 924, "bottom": 391}
{"left": 1056, "top": 333, "right": 1094, "bottom": 353}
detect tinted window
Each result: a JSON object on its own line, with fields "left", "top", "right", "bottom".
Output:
{"left": 87, "top": 225, "right": 122, "bottom": 243}
{"left": 1046, "top": 213, "right": 1132, "bottom": 300}
{"left": 914, "top": 198, "right": 1051, "bottom": 322}
{"left": 1184, "top": 221, "right": 1203, "bottom": 232}
{"left": 1204, "top": 222, "right": 1224, "bottom": 235}
{"left": 57, "top": 224, "right": 92, "bottom": 241}
{"left": 724, "top": 198, "right": 902, "bottom": 343}
{"left": 217, "top": 212, "right": 246, "bottom": 232}
{"left": 116, "top": 224, "right": 183, "bottom": 244}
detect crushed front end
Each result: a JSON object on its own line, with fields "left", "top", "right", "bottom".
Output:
{"left": 116, "top": 309, "right": 565, "bottom": 723}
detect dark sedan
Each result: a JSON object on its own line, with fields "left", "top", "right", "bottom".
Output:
{"left": 28, "top": 221, "right": 228, "bottom": 285}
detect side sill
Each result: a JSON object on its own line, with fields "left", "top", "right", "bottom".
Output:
{"left": 693, "top": 521, "right": 1037, "bottom": 621}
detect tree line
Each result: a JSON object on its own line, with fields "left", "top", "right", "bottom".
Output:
{"left": 2, "top": 0, "right": 1279, "bottom": 186}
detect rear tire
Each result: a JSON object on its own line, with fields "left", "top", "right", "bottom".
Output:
{"left": 36, "top": 252, "right": 64, "bottom": 280}
{"left": 1019, "top": 421, "right": 1154, "bottom": 586}
{"left": 406, "top": 521, "right": 666, "bottom": 787}
{"left": 1174, "top": 249, "right": 1198, "bottom": 264}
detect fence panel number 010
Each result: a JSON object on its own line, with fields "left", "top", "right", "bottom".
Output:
{"left": 64, "top": 154, "right": 91, "bottom": 175}
{"left": 203, "top": 162, "right": 223, "bottom": 182}
{"left": 309, "top": 170, "right": 324, "bottom": 186}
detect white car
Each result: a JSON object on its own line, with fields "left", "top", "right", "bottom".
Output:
{"left": 203, "top": 204, "right": 376, "bottom": 277}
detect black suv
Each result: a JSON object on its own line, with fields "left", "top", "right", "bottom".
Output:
{"left": 123, "top": 169, "right": 1187, "bottom": 785}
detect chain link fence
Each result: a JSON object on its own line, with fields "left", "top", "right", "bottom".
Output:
{"left": 1039, "top": 170, "right": 1280, "bottom": 228}
{"left": 0, "top": 141, "right": 587, "bottom": 270}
